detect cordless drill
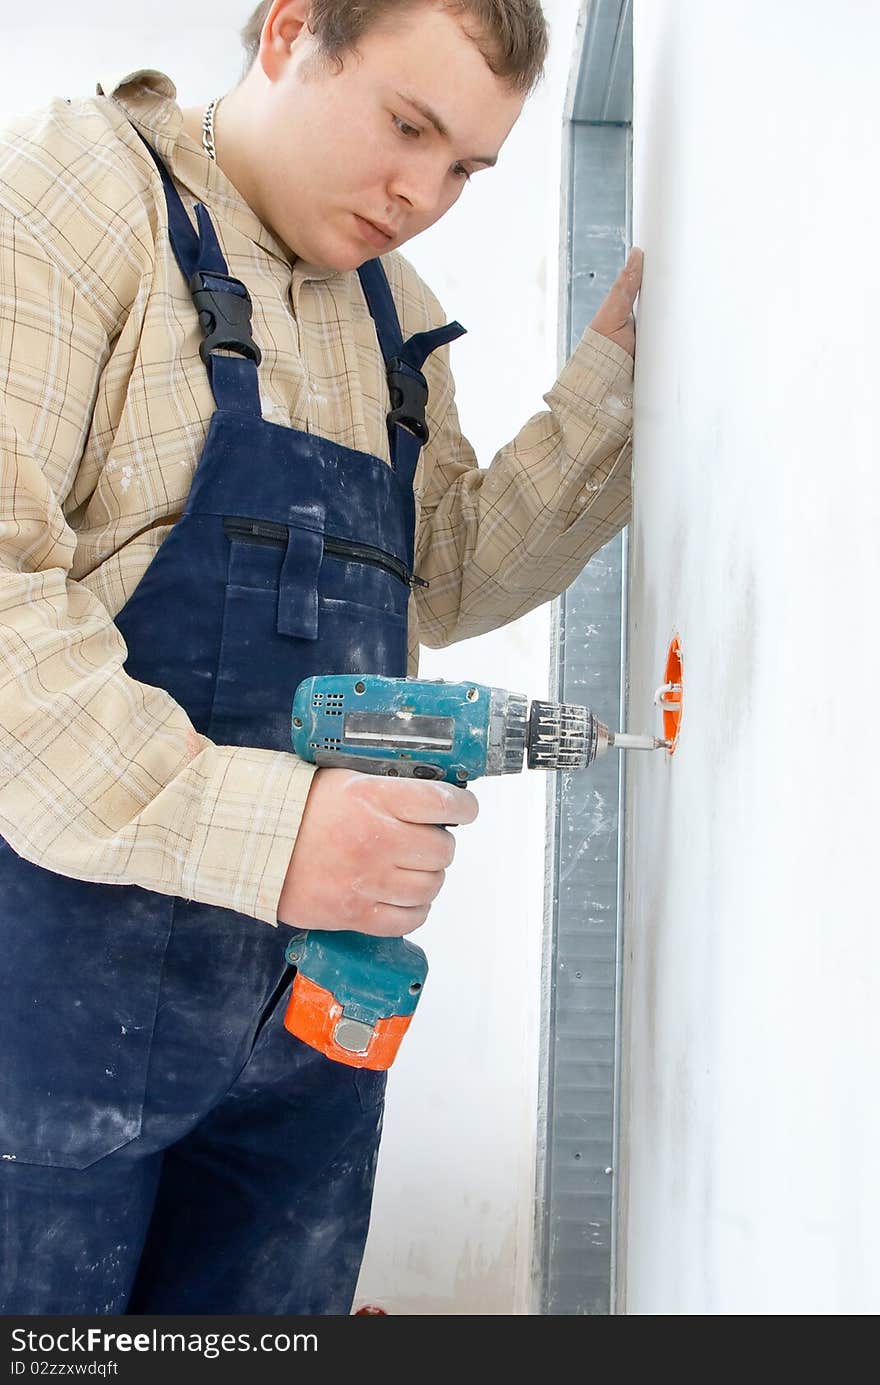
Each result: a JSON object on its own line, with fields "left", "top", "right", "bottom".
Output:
{"left": 283, "top": 674, "right": 667, "bottom": 1070}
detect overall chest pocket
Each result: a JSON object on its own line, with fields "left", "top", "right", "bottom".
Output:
{"left": 208, "top": 519, "right": 413, "bottom": 750}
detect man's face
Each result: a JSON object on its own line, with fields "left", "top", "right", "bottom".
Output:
{"left": 252, "top": 2, "right": 526, "bottom": 269}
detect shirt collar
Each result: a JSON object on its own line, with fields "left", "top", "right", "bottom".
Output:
{"left": 97, "top": 69, "right": 339, "bottom": 283}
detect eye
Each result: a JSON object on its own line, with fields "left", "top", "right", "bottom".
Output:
{"left": 392, "top": 115, "right": 421, "bottom": 139}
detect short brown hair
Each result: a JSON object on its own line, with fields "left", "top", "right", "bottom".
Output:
{"left": 240, "top": 0, "right": 548, "bottom": 94}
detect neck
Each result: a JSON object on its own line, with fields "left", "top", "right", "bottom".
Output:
{"left": 179, "top": 83, "right": 297, "bottom": 260}
{"left": 182, "top": 88, "right": 258, "bottom": 207}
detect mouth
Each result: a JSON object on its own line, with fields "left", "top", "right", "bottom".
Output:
{"left": 353, "top": 214, "right": 396, "bottom": 249}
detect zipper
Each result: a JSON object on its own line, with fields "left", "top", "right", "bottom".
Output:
{"left": 223, "top": 518, "right": 428, "bottom": 588}
{"left": 223, "top": 518, "right": 288, "bottom": 548}
{"left": 324, "top": 537, "right": 428, "bottom": 588}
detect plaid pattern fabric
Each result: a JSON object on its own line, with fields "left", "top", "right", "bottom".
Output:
{"left": 0, "top": 70, "right": 634, "bottom": 926}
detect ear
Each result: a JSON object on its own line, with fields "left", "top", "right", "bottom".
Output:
{"left": 258, "top": 0, "right": 313, "bottom": 81}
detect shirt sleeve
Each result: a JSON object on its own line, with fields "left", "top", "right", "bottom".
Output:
{"left": 414, "top": 326, "right": 634, "bottom": 647}
{"left": 0, "top": 208, "right": 314, "bottom": 926}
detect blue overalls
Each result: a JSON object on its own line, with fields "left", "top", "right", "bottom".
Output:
{"left": 0, "top": 139, "right": 463, "bottom": 1315}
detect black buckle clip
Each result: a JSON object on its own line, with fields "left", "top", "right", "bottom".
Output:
{"left": 189, "top": 270, "right": 262, "bottom": 366}
{"left": 387, "top": 357, "right": 429, "bottom": 445}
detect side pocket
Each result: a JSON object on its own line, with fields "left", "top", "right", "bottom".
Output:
{"left": 0, "top": 842, "right": 174, "bottom": 1170}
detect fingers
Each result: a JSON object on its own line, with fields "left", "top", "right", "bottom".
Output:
{"left": 358, "top": 867, "right": 447, "bottom": 910}
{"left": 358, "top": 775, "right": 479, "bottom": 828}
{"left": 626, "top": 245, "right": 644, "bottom": 274}
{"left": 611, "top": 246, "right": 644, "bottom": 311}
{"left": 358, "top": 901, "right": 433, "bottom": 936}
{"left": 396, "top": 822, "right": 457, "bottom": 871}
{"left": 587, "top": 246, "right": 643, "bottom": 356}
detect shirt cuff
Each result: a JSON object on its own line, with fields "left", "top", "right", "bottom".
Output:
{"left": 553, "top": 326, "right": 635, "bottom": 438}
{"left": 180, "top": 745, "right": 317, "bottom": 926}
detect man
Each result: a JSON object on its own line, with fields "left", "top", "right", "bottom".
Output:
{"left": 0, "top": 0, "right": 642, "bottom": 1314}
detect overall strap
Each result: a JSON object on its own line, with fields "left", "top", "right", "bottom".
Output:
{"left": 357, "top": 259, "right": 466, "bottom": 485}
{"left": 135, "top": 133, "right": 262, "bottom": 417}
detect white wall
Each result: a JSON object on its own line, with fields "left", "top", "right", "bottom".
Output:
{"left": 1, "top": 1, "right": 581, "bottom": 1315}
{"left": 621, "top": 0, "right": 880, "bottom": 1314}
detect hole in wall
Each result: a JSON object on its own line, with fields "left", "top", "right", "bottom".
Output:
{"left": 659, "top": 636, "right": 683, "bottom": 752}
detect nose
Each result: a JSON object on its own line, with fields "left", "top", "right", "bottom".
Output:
{"left": 387, "top": 155, "right": 454, "bottom": 219}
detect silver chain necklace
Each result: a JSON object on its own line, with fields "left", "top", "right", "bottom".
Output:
{"left": 202, "top": 95, "right": 222, "bottom": 161}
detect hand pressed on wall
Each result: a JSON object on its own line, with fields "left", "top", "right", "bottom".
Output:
{"left": 589, "top": 247, "right": 644, "bottom": 359}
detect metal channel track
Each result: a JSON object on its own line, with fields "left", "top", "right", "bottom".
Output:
{"left": 539, "top": 0, "right": 632, "bottom": 1317}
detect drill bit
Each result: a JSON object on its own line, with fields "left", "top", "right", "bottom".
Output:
{"left": 609, "top": 731, "right": 670, "bottom": 751}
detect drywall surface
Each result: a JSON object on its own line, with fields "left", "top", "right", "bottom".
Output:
{"left": 621, "top": 0, "right": 880, "bottom": 1314}
{"left": 1, "top": 0, "right": 581, "bottom": 1316}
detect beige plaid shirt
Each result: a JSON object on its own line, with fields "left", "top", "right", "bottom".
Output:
{"left": 0, "top": 71, "right": 634, "bottom": 927}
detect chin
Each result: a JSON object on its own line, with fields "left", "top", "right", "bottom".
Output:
{"left": 286, "top": 238, "right": 363, "bottom": 273}
{"left": 329, "top": 248, "right": 389, "bottom": 273}
{"left": 284, "top": 218, "right": 392, "bottom": 271}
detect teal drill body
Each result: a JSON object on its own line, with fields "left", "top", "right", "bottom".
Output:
{"left": 291, "top": 673, "right": 519, "bottom": 784}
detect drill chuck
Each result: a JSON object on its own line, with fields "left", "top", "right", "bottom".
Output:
{"left": 487, "top": 688, "right": 528, "bottom": 774}
{"left": 526, "top": 699, "right": 610, "bottom": 771}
